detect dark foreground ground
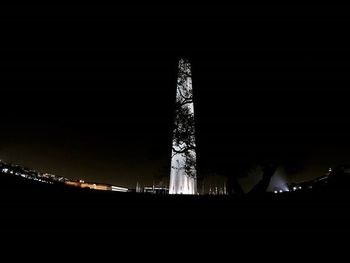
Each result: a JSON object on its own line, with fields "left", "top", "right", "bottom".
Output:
{"left": 1, "top": 173, "right": 349, "bottom": 262}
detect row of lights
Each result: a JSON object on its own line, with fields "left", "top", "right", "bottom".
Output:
{"left": 274, "top": 189, "right": 290, "bottom": 194}
{"left": 273, "top": 167, "right": 332, "bottom": 194}
{"left": 273, "top": 186, "right": 303, "bottom": 194}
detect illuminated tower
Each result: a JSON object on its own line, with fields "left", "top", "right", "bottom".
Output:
{"left": 169, "top": 58, "right": 197, "bottom": 195}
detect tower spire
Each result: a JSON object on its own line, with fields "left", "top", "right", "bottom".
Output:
{"left": 169, "top": 58, "right": 197, "bottom": 195}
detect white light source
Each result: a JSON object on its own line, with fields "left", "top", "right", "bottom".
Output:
{"left": 111, "top": 186, "right": 128, "bottom": 192}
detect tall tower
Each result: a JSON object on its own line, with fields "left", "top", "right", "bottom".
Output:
{"left": 169, "top": 58, "right": 197, "bottom": 195}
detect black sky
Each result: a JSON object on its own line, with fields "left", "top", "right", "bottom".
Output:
{"left": 1, "top": 4, "right": 350, "bottom": 187}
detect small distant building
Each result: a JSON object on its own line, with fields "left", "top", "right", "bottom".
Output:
{"left": 81, "top": 182, "right": 110, "bottom": 191}
{"left": 110, "top": 185, "right": 128, "bottom": 192}
{"left": 65, "top": 180, "right": 128, "bottom": 192}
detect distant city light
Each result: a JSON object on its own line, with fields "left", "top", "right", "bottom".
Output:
{"left": 1, "top": 160, "right": 128, "bottom": 192}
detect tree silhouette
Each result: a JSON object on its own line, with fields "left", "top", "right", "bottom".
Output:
{"left": 248, "top": 164, "right": 277, "bottom": 195}
{"left": 171, "top": 58, "right": 196, "bottom": 179}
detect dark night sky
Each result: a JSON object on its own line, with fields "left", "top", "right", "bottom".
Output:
{"left": 1, "top": 4, "right": 350, "bottom": 187}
